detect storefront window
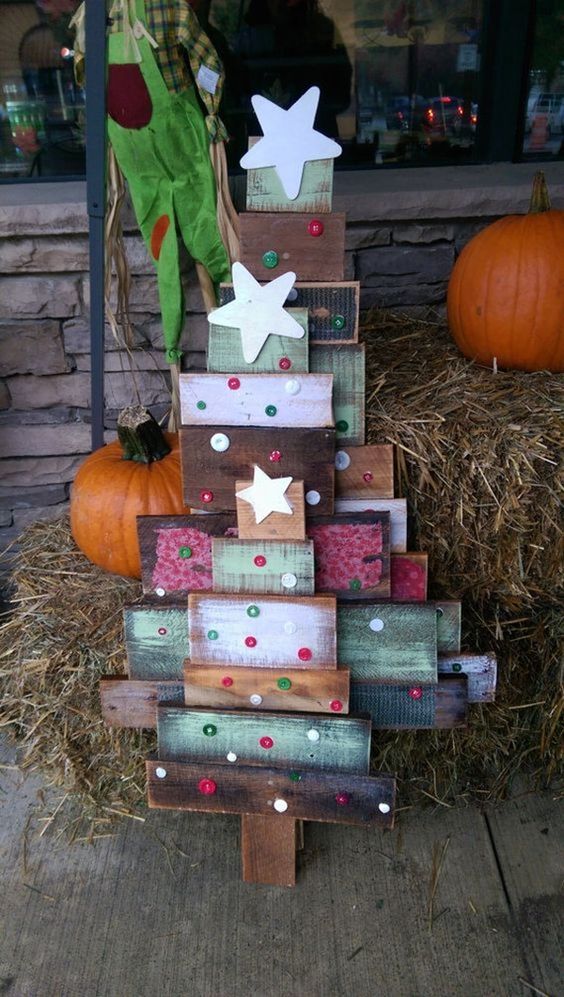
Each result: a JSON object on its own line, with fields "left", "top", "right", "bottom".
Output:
{"left": 0, "top": 0, "right": 85, "bottom": 178}
{"left": 522, "top": 0, "right": 564, "bottom": 159}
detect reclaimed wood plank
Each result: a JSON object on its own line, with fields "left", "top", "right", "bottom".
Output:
{"left": 179, "top": 372, "right": 334, "bottom": 429}
{"left": 335, "top": 497, "right": 407, "bottom": 552}
{"left": 212, "top": 538, "right": 315, "bottom": 596}
{"left": 334, "top": 444, "right": 394, "bottom": 499}
{"left": 180, "top": 425, "right": 335, "bottom": 514}
{"left": 236, "top": 478, "right": 306, "bottom": 541}
{"left": 100, "top": 677, "right": 184, "bottom": 727}
{"left": 239, "top": 211, "right": 346, "bottom": 282}
{"left": 246, "top": 141, "right": 334, "bottom": 214}
{"left": 438, "top": 652, "right": 497, "bottom": 702}
{"left": 241, "top": 814, "right": 297, "bottom": 887}
{"left": 307, "top": 512, "right": 391, "bottom": 599}
{"left": 350, "top": 675, "right": 468, "bottom": 729}
{"left": 310, "top": 343, "right": 365, "bottom": 445}
{"left": 184, "top": 665, "right": 350, "bottom": 714}
{"left": 137, "top": 514, "right": 236, "bottom": 600}
{"left": 124, "top": 603, "right": 189, "bottom": 679}
{"left": 146, "top": 760, "right": 395, "bottom": 827}
{"left": 435, "top": 601, "right": 462, "bottom": 653}
{"left": 337, "top": 602, "right": 438, "bottom": 684}
{"left": 390, "top": 553, "right": 428, "bottom": 601}
{"left": 219, "top": 280, "right": 360, "bottom": 344}
{"left": 208, "top": 308, "right": 309, "bottom": 374}
{"left": 156, "top": 706, "right": 372, "bottom": 773}
{"left": 188, "top": 592, "right": 337, "bottom": 669}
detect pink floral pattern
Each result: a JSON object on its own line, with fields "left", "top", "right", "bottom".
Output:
{"left": 390, "top": 557, "right": 427, "bottom": 601}
{"left": 152, "top": 528, "right": 214, "bottom": 593}
{"left": 308, "top": 522, "right": 384, "bottom": 593}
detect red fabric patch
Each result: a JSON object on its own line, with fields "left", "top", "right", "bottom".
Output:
{"left": 151, "top": 215, "right": 171, "bottom": 260}
{"left": 107, "top": 64, "right": 152, "bottom": 129}
{"left": 390, "top": 557, "right": 427, "bottom": 601}
{"left": 308, "top": 522, "right": 383, "bottom": 592}
{"left": 152, "top": 528, "right": 213, "bottom": 593}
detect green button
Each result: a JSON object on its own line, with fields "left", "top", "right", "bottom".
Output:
{"left": 247, "top": 605, "right": 260, "bottom": 618}
{"left": 203, "top": 723, "right": 217, "bottom": 736}
{"left": 277, "top": 677, "right": 292, "bottom": 690}
{"left": 452, "top": 662, "right": 462, "bottom": 673}
{"left": 289, "top": 771, "right": 302, "bottom": 782}
{"left": 265, "top": 404, "right": 277, "bottom": 417}
{"left": 349, "top": 578, "right": 362, "bottom": 591}
{"left": 336, "top": 420, "right": 349, "bottom": 433}
{"left": 332, "top": 314, "right": 346, "bottom": 330}
{"left": 207, "top": 629, "right": 219, "bottom": 640}
{"left": 196, "top": 400, "right": 206, "bottom": 410}
{"left": 262, "top": 250, "right": 279, "bottom": 269}
{"left": 178, "top": 546, "right": 192, "bottom": 558}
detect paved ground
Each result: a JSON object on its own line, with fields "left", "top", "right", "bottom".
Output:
{"left": 1, "top": 735, "right": 562, "bottom": 997}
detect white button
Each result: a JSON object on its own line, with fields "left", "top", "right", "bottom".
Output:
{"left": 281, "top": 572, "right": 297, "bottom": 589}
{"left": 210, "top": 432, "right": 230, "bottom": 452}
{"left": 284, "top": 621, "right": 297, "bottom": 635}
{"left": 307, "top": 729, "right": 320, "bottom": 742}
{"left": 305, "top": 490, "right": 321, "bottom": 505}
{"left": 286, "top": 288, "right": 298, "bottom": 302}
{"left": 155, "top": 587, "right": 166, "bottom": 598}
{"left": 378, "top": 802, "right": 391, "bottom": 814}
{"left": 285, "top": 378, "right": 301, "bottom": 395}
{"left": 335, "top": 450, "right": 351, "bottom": 471}
{"left": 226, "top": 751, "right": 237, "bottom": 763}
{"left": 369, "top": 618, "right": 384, "bottom": 632}
{"left": 250, "top": 693, "right": 263, "bottom": 706}
{"left": 155, "top": 767, "right": 167, "bottom": 779}
{"left": 273, "top": 798, "right": 288, "bottom": 813}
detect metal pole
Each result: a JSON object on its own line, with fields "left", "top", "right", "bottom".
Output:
{"left": 85, "top": 0, "right": 107, "bottom": 451}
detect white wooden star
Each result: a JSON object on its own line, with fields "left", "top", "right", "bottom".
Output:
{"left": 208, "top": 262, "right": 304, "bottom": 364}
{"left": 236, "top": 465, "right": 294, "bottom": 524}
{"left": 240, "top": 86, "right": 342, "bottom": 200}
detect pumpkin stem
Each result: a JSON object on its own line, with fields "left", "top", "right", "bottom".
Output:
{"left": 529, "top": 171, "right": 551, "bottom": 214}
{"left": 117, "top": 406, "right": 171, "bottom": 463}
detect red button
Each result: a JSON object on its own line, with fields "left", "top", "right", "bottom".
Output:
{"left": 157, "top": 627, "right": 167, "bottom": 636}
{"left": 330, "top": 699, "right": 343, "bottom": 712}
{"left": 363, "top": 471, "right": 374, "bottom": 483}
{"left": 200, "top": 489, "right": 214, "bottom": 504}
{"left": 254, "top": 555, "right": 267, "bottom": 567}
{"left": 269, "top": 450, "right": 282, "bottom": 462}
{"left": 222, "top": 676, "right": 233, "bottom": 687}
{"left": 259, "top": 736, "right": 274, "bottom": 749}
{"left": 198, "top": 778, "right": 217, "bottom": 795}
{"left": 408, "top": 687, "right": 423, "bottom": 700}
{"left": 227, "top": 377, "right": 240, "bottom": 390}
{"left": 335, "top": 792, "right": 351, "bottom": 806}
{"left": 278, "top": 357, "right": 292, "bottom": 370}
{"left": 308, "top": 219, "right": 324, "bottom": 237}
{"left": 298, "top": 647, "right": 312, "bottom": 661}
{"left": 245, "top": 636, "right": 257, "bottom": 648}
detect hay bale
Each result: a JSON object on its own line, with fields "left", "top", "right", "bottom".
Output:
{"left": 0, "top": 314, "right": 562, "bottom": 829}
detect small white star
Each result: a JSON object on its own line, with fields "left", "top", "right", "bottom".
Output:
{"left": 240, "top": 86, "right": 342, "bottom": 200}
{"left": 208, "top": 262, "right": 304, "bottom": 364}
{"left": 236, "top": 465, "right": 294, "bottom": 524}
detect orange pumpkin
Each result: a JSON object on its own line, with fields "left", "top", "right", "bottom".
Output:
{"left": 447, "top": 172, "right": 564, "bottom": 372}
{"left": 70, "top": 407, "right": 190, "bottom": 578}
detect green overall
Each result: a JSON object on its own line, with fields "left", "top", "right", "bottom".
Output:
{"left": 106, "top": 0, "right": 230, "bottom": 363}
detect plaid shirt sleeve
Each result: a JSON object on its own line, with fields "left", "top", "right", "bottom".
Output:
{"left": 175, "top": 1, "right": 229, "bottom": 143}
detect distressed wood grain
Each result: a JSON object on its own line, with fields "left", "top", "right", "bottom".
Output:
{"left": 124, "top": 603, "right": 189, "bottom": 679}
{"left": 334, "top": 444, "right": 394, "bottom": 499}
{"left": 179, "top": 426, "right": 335, "bottom": 514}
{"left": 100, "top": 677, "right": 184, "bottom": 727}
{"left": 438, "top": 652, "right": 497, "bottom": 702}
{"left": 337, "top": 602, "right": 438, "bottom": 684}
{"left": 306, "top": 512, "right": 391, "bottom": 599}
{"left": 183, "top": 665, "right": 350, "bottom": 714}
{"left": 137, "top": 514, "right": 236, "bottom": 600}
{"left": 239, "top": 211, "right": 346, "bottom": 281}
{"left": 310, "top": 343, "right": 365, "bottom": 446}
{"left": 435, "top": 601, "right": 462, "bottom": 653}
{"left": 207, "top": 308, "right": 309, "bottom": 374}
{"left": 245, "top": 143, "right": 334, "bottom": 214}
{"left": 390, "top": 553, "right": 428, "bottom": 601}
{"left": 179, "top": 372, "right": 334, "bottom": 429}
{"left": 212, "top": 538, "right": 315, "bottom": 595}
{"left": 188, "top": 592, "right": 337, "bottom": 669}
{"left": 219, "top": 281, "right": 360, "bottom": 344}
{"left": 241, "top": 814, "right": 297, "bottom": 887}
{"left": 335, "top": 498, "right": 407, "bottom": 552}
{"left": 146, "top": 760, "right": 396, "bottom": 827}
{"left": 350, "top": 676, "right": 468, "bottom": 729}
{"left": 236, "top": 478, "right": 306, "bottom": 541}
{"left": 156, "top": 706, "right": 372, "bottom": 773}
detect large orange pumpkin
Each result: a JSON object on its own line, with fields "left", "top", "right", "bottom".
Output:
{"left": 447, "top": 172, "right": 564, "bottom": 372}
{"left": 70, "top": 407, "right": 190, "bottom": 578}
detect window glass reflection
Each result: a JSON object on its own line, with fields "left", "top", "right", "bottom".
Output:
{"left": 523, "top": 0, "right": 564, "bottom": 160}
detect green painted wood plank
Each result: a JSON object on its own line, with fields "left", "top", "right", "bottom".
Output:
{"left": 310, "top": 344, "right": 365, "bottom": 445}
{"left": 246, "top": 153, "right": 334, "bottom": 214}
{"left": 208, "top": 309, "right": 309, "bottom": 373}
{"left": 157, "top": 706, "right": 371, "bottom": 773}
{"left": 337, "top": 603, "right": 438, "bottom": 684}
{"left": 124, "top": 604, "right": 189, "bottom": 680}
{"left": 434, "top": 601, "right": 462, "bottom": 653}
{"left": 212, "top": 539, "right": 315, "bottom": 595}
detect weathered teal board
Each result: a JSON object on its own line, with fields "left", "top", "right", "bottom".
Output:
{"left": 350, "top": 682, "right": 436, "bottom": 728}
{"left": 337, "top": 603, "right": 438, "bottom": 684}
{"left": 435, "top": 601, "right": 462, "bottom": 653}
{"left": 212, "top": 539, "right": 315, "bottom": 596}
{"left": 124, "top": 604, "right": 189, "bottom": 680}
{"left": 207, "top": 309, "right": 309, "bottom": 374}
{"left": 310, "top": 344, "right": 365, "bottom": 445}
{"left": 246, "top": 155, "right": 333, "bottom": 214}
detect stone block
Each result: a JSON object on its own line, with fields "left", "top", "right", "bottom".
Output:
{"left": 356, "top": 245, "right": 454, "bottom": 286}
{"left": 76, "top": 349, "right": 169, "bottom": 372}
{"left": 0, "top": 277, "right": 81, "bottom": 320}
{"left": 0, "top": 407, "right": 77, "bottom": 425}
{"left": 0, "top": 423, "right": 103, "bottom": 457}
{"left": 0, "top": 237, "right": 89, "bottom": 273}
{"left": 0, "top": 381, "right": 10, "bottom": 410}
{"left": 62, "top": 318, "right": 150, "bottom": 354}
{"left": 0, "top": 483, "right": 68, "bottom": 509}
{"left": 393, "top": 224, "right": 455, "bottom": 244}
{"left": 360, "top": 282, "right": 448, "bottom": 309}
{"left": 182, "top": 351, "right": 206, "bottom": 371}
{"left": 142, "top": 313, "right": 209, "bottom": 353}
{"left": 0, "top": 320, "right": 69, "bottom": 376}
{"left": 345, "top": 226, "right": 391, "bottom": 251}
{"left": 0, "top": 508, "right": 13, "bottom": 527}
{"left": 0, "top": 198, "right": 88, "bottom": 238}
{"left": 13, "top": 502, "right": 70, "bottom": 531}
{"left": 1, "top": 455, "right": 85, "bottom": 486}
{"left": 454, "top": 219, "right": 494, "bottom": 254}
{"left": 8, "top": 373, "right": 91, "bottom": 409}
{"left": 104, "top": 370, "right": 171, "bottom": 410}
{"left": 123, "top": 235, "right": 154, "bottom": 274}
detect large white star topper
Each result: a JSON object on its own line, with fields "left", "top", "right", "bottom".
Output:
{"left": 208, "top": 262, "right": 305, "bottom": 364}
{"left": 236, "top": 465, "right": 294, "bottom": 524}
{"left": 240, "top": 86, "right": 342, "bottom": 200}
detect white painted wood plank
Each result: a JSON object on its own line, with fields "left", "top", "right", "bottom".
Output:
{"left": 335, "top": 498, "right": 408, "bottom": 552}
{"left": 179, "top": 373, "right": 334, "bottom": 428}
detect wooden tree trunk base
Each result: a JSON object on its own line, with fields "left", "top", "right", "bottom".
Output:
{"left": 241, "top": 814, "right": 297, "bottom": 887}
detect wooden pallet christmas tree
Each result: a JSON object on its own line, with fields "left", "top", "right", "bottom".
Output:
{"left": 100, "top": 86, "right": 497, "bottom": 886}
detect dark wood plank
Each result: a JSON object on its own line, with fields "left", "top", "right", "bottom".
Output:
{"left": 184, "top": 665, "right": 350, "bottom": 714}
{"left": 241, "top": 814, "right": 297, "bottom": 887}
{"left": 136, "top": 514, "right": 236, "bottom": 601}
{"left": 180, "top": 425, "right": 335, "bottom": 514}
{"left": 124, "top": 602, "right": 189, "bottom": 678}
{"left": 100, "top": 677, "right": 184, "bottom": 728}
{"left": 307, "top": 512, "right": 391, "bottom": 599}
{"left": 239, "top": 211, "right": 346, "bottom": 281}
{"left": 351, "top": 675, "right": 468, "bottom": 729}
{"left": 219, "top": 280, "right": 360, "bottom": 344}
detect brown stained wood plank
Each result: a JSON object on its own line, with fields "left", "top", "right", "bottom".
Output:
{"left": 438, "top": 652, "right": 497, "bottom": 702}
{"left": 239, "top": 211, "right": 346, "bottom": 282}
{"left": 137, "top": 514, "right": 236, "bottom": 600}
{"left": 180, "top": 425, "right": 335, "bottom": 514}
{"left": 236, "top": 478, "right": 306, "bottom": 541}
{"left": 390, "top": 553, "right": 428, "bottom": 601}
{"left": 219, "top": 281, "right": 360, "bottom": 344}
{"left": 306, "top": 512, "right": 391, "bottom": 600}
{"left": 241, "top": 814, "right": 297, "bottom": 887}
{"left": 146, "top": 759, "right": 396, "bottom": 827}
{"left": 335, "top": 444, "right": 394, "bottom": 499}
{"left": 99, "top": 677, "right": 184, "bottom": 728}
{"left": 184, "top": 665, "right": 350, "bottom": 714}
